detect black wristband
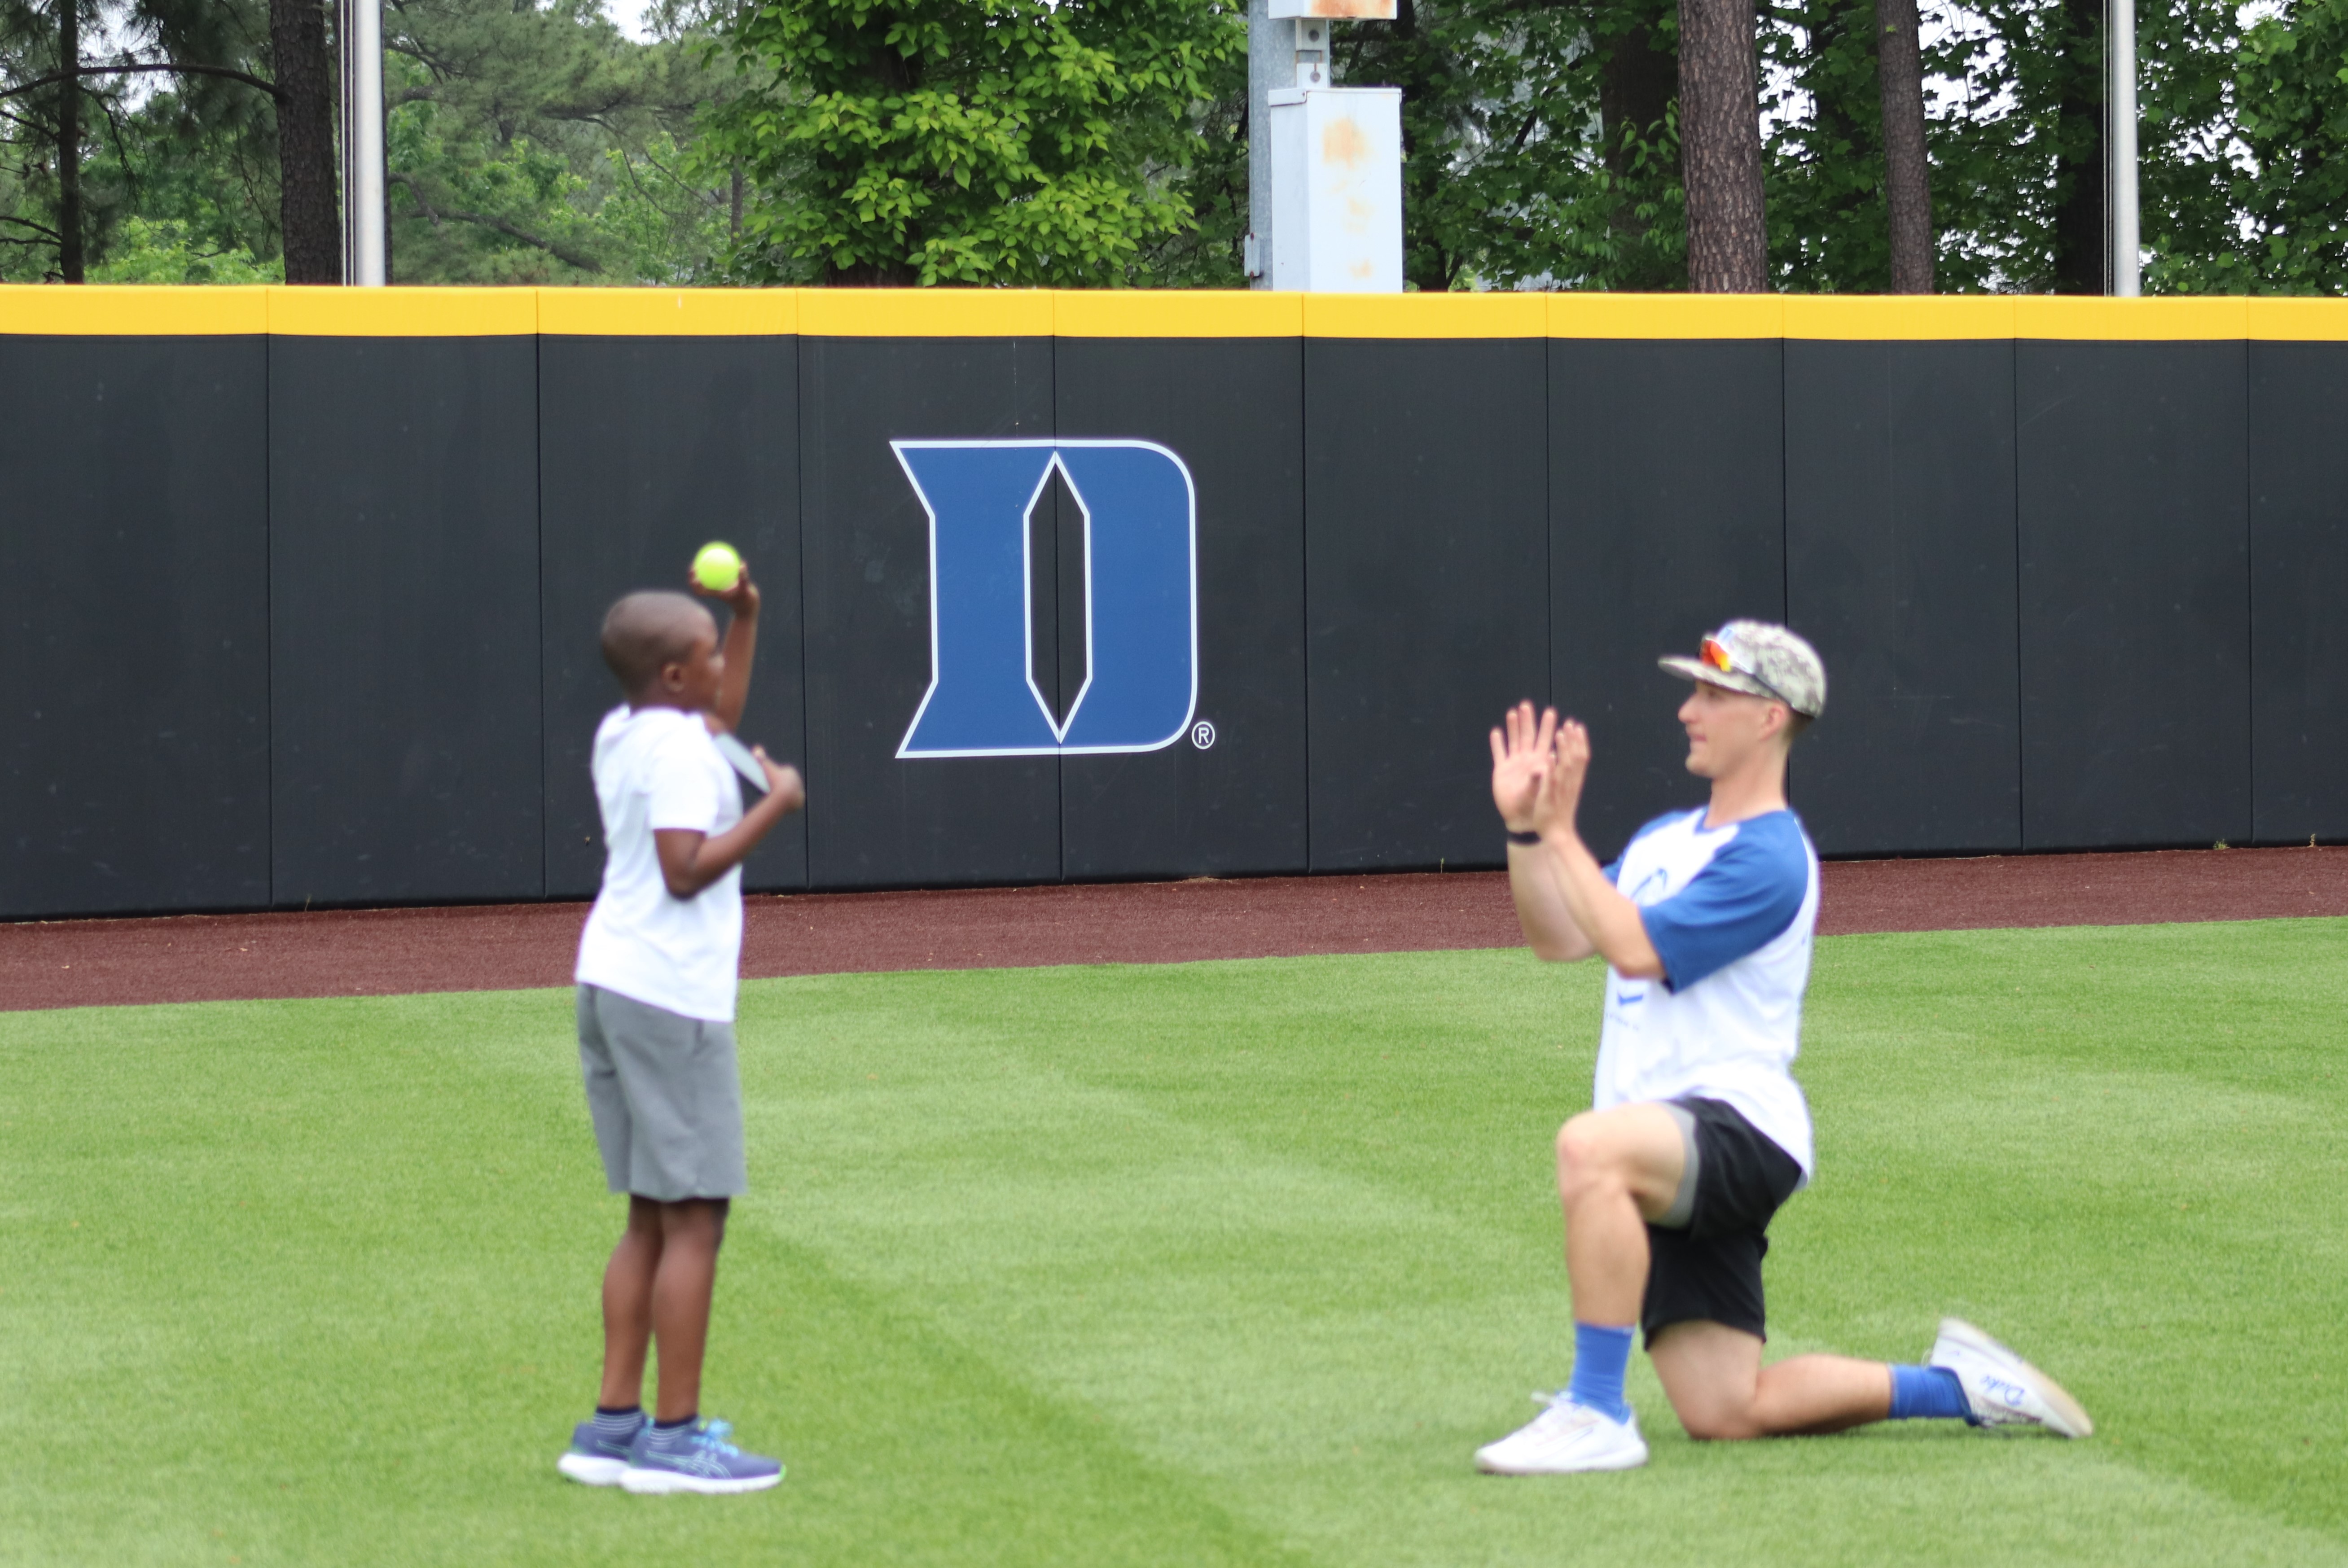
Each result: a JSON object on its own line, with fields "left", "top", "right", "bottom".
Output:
{"left": 1505, "top": 829, "right": 1542, "bottom": 846}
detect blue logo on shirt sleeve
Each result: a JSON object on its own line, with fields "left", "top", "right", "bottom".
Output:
{"left": 894, "top": 439, "right": 1199, "bottom": 758}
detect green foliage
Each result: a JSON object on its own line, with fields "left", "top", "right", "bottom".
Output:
{"left": 86, "top": 214, "right": 279, "bottom": 280}
{"left": 384, "top": 0, "right": 734, "bottom": 283}
{"left": 2152, "top": 0, "right": 2348, "bottom": 292}
{"left": 702, "top": 0, "right": 1246, "bottom": 286}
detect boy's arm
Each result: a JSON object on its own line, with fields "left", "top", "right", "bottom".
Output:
{"left": 1529, "top": 718, "right": 1665, "bottom": 981}
{"left": 654, "top": 749, "right": 807, "bottom": 898}
{"left": 698, "top": 565, "right": 761, "bottom": 734}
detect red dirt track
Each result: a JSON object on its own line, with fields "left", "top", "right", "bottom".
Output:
{"left": 5, "top": 845, "right": 2347, "bottom": 1013}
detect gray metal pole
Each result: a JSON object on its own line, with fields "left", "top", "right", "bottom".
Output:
{"left": 340, "top": 0, "right": 386, "bottom": 286}
{"left": 1246, "top": 0, "right": 1291, "bottom": 288}
{"left": 2109, "top": 0, "right": 2140, "bottom": 296}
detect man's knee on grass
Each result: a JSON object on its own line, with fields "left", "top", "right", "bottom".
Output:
{"left": 1649, "top": 1322, "right": 1771, "bottom": 1441}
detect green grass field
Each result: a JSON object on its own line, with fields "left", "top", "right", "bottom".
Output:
{"left": 6, "top": 920, "right": 2347, "bottom": 1567}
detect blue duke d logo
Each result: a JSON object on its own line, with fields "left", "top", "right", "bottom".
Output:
{"left": 895, "top": 439, "right": 1198, "bottom": 758}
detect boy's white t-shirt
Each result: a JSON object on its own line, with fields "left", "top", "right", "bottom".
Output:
{"left": 1594, "top": 806, "right": 1821, "bottom": 1178}
{"left": 575, "top": 704, "right": 746, "bottom": 1022}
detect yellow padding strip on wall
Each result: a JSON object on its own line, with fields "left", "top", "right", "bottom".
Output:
{"left": 536, "top": 288, "right": 795, "bottom": 336}
{"left": 798, "top": 288, "right": 1054, "bottom": 337}
{"left": 0, "top": 284, "right": 269, "bottom": 335}
{"left": 0, "top": 284, "right": 2344, "bottom": 341}
{"left": 1056, "top": 289, "right": 1302, "bottom": 337}
{"left": 1554, "top": 293, "right": 1786, "bottom": 338}
{"left": 268, "top": 286, "right": 536, "bottom": 336}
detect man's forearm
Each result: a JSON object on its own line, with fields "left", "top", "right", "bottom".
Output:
{"left": 1507, "top": 841, "right": 1597, "bottom": 961}
{"left": 1539, "top": 827, "right": 1664, "bottom": 979}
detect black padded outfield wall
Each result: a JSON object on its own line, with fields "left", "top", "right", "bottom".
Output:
{"left": 0, "top": 289, "right": 2340, "bottom": 919}
{"left": 0, "top": 327, "right": 269, "bottom": 919}
{"left": 538, "top": 331, "right": 805, "bottom": 897}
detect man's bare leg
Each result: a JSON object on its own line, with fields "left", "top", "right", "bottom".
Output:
{"left": 1649, "top": 1321, "right": 1894, "bottom": 1439}
{"left": 1555, "top": 1102, "right": 1687, "bottom": 1321}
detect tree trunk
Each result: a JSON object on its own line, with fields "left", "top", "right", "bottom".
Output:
{"left": 56, "top": 0, "right": 79, "bottom": 283}
{"left": 2052, "top": 0, "right": 2105, "bottom": 293}
{"left": 270, "top": 0, "right": 341, "bottom": 283}
{"left": 1678, "top": 0, "right": 1768, "bottom": 291}
{"left": 1876, "top": 0, "right": 1933, "bottom": 291}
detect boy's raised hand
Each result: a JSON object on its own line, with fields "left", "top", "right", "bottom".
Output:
{"left": 1491, "top": 701, "right": 1558, "bottom": 832}
{"left": 693, "top": 557, "right": 761, "bottom": 621}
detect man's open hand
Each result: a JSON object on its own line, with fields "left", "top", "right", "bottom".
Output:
{"left": 1530, "top": 717, "right": 1591, "bottom": 835}
{"left": 1491, "top": 701, "right": 1559, "bottom": 832}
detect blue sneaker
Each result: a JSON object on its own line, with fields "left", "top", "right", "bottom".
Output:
{"left": 557, "top": 1415, "right": 642, "bottom": 1486}
{"left": 618, "top": 1417, "right": 784, "bottom": 1495}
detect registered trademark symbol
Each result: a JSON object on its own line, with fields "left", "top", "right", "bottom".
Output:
{"left": 1191, "top": 720, "right": 1217, "bottom": 750}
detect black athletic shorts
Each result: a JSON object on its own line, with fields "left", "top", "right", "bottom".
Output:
{"left": 1640, "top": 1096, "right": 1805, "bottom": 1347}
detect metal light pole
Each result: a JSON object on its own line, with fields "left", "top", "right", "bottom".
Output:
{"left": 1244, "top": 0, "right": 1290, "bottom": 285}
{"left": 2109, "top": 0, "right": 2140, "bottom": 297}
{"left": 340, "top": 0, "right": 386, "bottom": 286}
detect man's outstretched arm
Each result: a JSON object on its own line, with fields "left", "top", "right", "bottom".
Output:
{"left": 1492, "top": 703, "right": 1596, "bottom": 962}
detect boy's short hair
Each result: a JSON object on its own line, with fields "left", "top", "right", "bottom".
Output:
{"left": 601, "top": 591, "right": 711, "bottom": 694}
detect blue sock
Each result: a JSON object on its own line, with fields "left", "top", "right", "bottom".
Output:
{"left": 589, "top": 1406, "right": 643, "bottom": 1445}
{"left": 1887, "top": 1364, "right": 1972, "bottom": 1422}
{"left": 1566, "top": 1323, "right": 1636, "bottom": 1423}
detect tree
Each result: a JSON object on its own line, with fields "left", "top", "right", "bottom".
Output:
{"left": 702, "top": 0, "right": 1244, "bottom": 286}
{"left": 267, "top": 0, "right": 335, "bottom": 281}
{"left": 1875, "top": 0, "right": 1930, "bottom": 290}
{"left": 382, "top": 0, "right": 735, "bottom": 281}
{"left": 1678, "top": 0, "right": 1765, "bottom": 289}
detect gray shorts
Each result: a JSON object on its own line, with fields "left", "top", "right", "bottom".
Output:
{"left": 577, "top": 984, "right": 748, "bottom": 1201}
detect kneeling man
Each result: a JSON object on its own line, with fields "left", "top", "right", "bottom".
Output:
{"left": 1476, "top": 621, "right": 2090, "bottom": 1475}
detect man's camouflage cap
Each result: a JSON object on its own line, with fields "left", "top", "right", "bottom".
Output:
{"left": 1657, "top": 620, "right": 1827, "bottom": 718}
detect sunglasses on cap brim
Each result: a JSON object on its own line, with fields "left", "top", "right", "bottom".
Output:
{"left": 1698, "top": 635, "right": 1793, "bottom": 707}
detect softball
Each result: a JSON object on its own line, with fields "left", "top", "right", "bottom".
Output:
{"left": 692, "top": 541, "right": 744, "bottom": 593}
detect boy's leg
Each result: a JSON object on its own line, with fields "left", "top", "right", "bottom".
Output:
{"left": 1648, "top": 1321, "right": 1893, "bottom": 1438}
{"left": 649, "top": 1197, "right": 730, "bottom": 1423}
{"left": 598, "top": 1196, "right": 665, "bottom": 1410}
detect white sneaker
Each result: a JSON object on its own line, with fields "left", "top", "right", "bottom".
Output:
{"left": 1475, "top": 1393, "right": 1648, "bottom": 1474}
{"left": 1928, "top": 1317, "right": 2094, "bottom": 1438}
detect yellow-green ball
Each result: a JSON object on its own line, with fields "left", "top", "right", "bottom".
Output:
{"left": 692, "top": 541, "right": 743, "bottom": 593}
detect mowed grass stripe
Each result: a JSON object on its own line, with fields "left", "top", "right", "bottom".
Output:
{"left": 1, "top": 922, "right": 2343, "bottom": 1565}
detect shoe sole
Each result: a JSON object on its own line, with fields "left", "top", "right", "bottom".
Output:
{"left": 1465, "top": 1437, "right": 1653, "bottom": 1474}
{"left": 1474, "top": 1445, "right": 1649, "bottom": 1475}
{"left": 557, "top": 1453, "right": 628, "bottom": 1486}
{"left": 618, "top": 1465, "right": 783, "bottom": 1495}
{"left": 1939, "top": 1317, "right": 2094, "bottom": 1439}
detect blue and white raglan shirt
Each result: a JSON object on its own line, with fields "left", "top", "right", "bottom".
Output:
{"left": 1597, "top": 807, "right": 1821, "bottom": 1179}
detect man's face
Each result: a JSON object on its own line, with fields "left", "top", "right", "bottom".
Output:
{"left": 1678, "top": 680, "right": 1784, "bottom": 777}
{"left": 661, "top": 615, "right": 724, "bottom": 711}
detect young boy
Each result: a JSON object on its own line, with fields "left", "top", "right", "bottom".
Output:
{"left": 556, "top": 562, "right": 806, "bottom": 1495}
{"left": 1475, "top": 620, "right": 2090, "bottom": 1474}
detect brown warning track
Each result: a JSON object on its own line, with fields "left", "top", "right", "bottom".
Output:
{"left": 5, "top": 846, "right": 2347, "bottom": 1013}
